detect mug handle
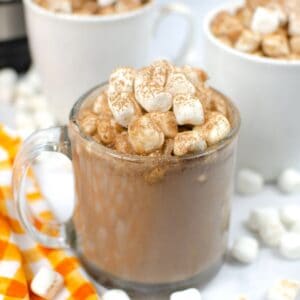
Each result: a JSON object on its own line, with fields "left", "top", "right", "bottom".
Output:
{"left": 154, "top": 3, "right": 196, "bottom": 65}
{"left": 12, "top": 126, "right": 72, "bottom": 249}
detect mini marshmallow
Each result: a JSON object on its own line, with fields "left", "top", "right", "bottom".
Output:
{"left": 80, "top": 112, "right": 98, "bottom": 135}
{"left": 235, "top": 29, "right": 262, "bottom": 53}
{"left": 103, "top": 289, "right": 131, "bottom": 300}
{"left": 165, "top": 72, "right": 196, "bottom": 96}
{"left": 25, "top": 68, "right": 42, "bottom": 92}
{"left": 173, "top": 131, "right": 207, "bottom": 157}
{"left": 16, "top": 80, "right": 36, "bottom": 98}
{"left": 268, "top": 3, "right": 288, "bottom": 26}
{"left": 231, "top": 236, "right": 259, "bottom": 264}
{"left": 280, "top": 205, "right": 300, "bottom": 227}
{"left": 291, "top": 222, "right": 300, "bottom": 234}
{"left": 128, "top": 114, "right": 164, "bottom": 154}
{"left": 115, "top": 132, "right": 134, "bottom": 154}
{"left": 237, "top": 169, "right": 264, "bottom": 195}
{"left": 277, "top": 169, "right": 300, "bottom": 194}
{"left": 149, "top": 111, "right": 178, "bottom": 138}
{"left": 289, "top": 13, "right": 300, "bottom": 37}
{"left": 173, "top": 94, "right": 204, "bottom": 126}
{"left": 194, "top": 111, "right": 231, "bottom": 146}
{"left": 0, "top": 86, "right": 14, "bottom": 104}
{"left": 30, "top": 267, "right": 63, "bottom": 299}
{"left": 251, "top": 7, "right": 280, "bottom": 35}
{"left": 180, "top": 66, "right": 208, "bottom": 87}
{"left": 97, "top": 0, "right": 116, "bottom": 7}
{"left": 135, "top": 65, "right": 172, "bottom": 113}
{"left": 291, "top": 36, "right": 300, "bottom": 54}
{"left": 170, "top": 288, "right": 202, "bottom": 300}
{"left": 108, "top": 67, "right": 136, "bottom": 96}
{"left": 259, "top": 217, "right": 285, "bottom": 247}
{"left": 0, "top": 68, "right": 17, "bottom": 87}
{"left": 267, "top": 279, "right": 300, "bottom": 300}
{"left": 247, "top": 208, "right": 280, "bottom": 232}
{"left": 262, "top": 33, "right": 290, "bottom": 58}
{"left": 108, "top": 92, "right": 139, "bottom": 127}
{"left": 279, "top": 232, "right": 300, "bottom": 259}
{"left": 47, "top": 0, "right": 72, "bottom": 13}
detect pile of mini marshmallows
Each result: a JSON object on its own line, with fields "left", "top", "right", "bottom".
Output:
{"left": 35, "top": 0, "right": 146, "bottom": 15}
{"left": 211, "top": 0, "right": 300, "bottom": 59}
{"left": 0, "top": 68, "right": 56, "bottom": 138}
{"left": 79, "top": 60, "right": 231, "bottom": 157}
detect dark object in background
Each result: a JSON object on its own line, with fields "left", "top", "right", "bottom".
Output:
{"left": 0, "top": 0, "right": 31, "bottom": 72}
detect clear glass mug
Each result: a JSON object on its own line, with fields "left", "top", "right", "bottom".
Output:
{"left": 12, "top": 83, "right": 240, "bottom": 293}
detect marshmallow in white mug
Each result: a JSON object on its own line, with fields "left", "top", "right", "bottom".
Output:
{"left": 173, "top": 94, "right": 204, "bottom": 126}
{"left": 97, "top": 0, "right": 116, "bottom": 7}
{"left": 30, "top": 267, "right": 63, "bottom": 299}
{"left": 231, "top": 236, "right": 259, "bottom": 264}
{"left": 235, "top": 29, "right": 261, "bottom": 53}
{"left": 267, "top": 279, "right": 300, "bottom": 300}
{"left": 170, "top": 288, "right": 202, "bottom": 300}
{"left": 47, "top": 0, "right": 72, "bottom": 13}
{"left": 103, "top": 289, "right": 131, "bottom": 300}
{"left": 289, "top": 13, "right": 300, "bottom": 37}
{"left": 279, "top": 232, "right": 300, "bottom": 259}
{"left": 251, "top": 7, "right": 281, "bottom": 35}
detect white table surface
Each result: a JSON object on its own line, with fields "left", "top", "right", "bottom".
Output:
{"left": 1, "top": 0, "right": 300, "bottom": 298}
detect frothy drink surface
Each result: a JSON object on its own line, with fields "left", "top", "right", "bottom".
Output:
{"left": 69, "top": 60, "right": 239, "bottom": 287}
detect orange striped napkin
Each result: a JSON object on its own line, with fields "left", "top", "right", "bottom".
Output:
{"left": 0, "top": 125, "right": 99, "bottom": 300}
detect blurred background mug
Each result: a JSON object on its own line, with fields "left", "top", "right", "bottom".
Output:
{"left": 23, "top": 0, "right": 196, "bottom": 123}
{"left": 203, "top": 2, "right": 300, "bottom": 181}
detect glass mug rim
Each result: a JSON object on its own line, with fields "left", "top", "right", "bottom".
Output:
{"left": 69, "top": 82, "right": 241, "bottom": 163}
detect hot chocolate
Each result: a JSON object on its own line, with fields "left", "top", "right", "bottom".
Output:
{"left": 68, "top": 60, "right": 240, "bottom": 290}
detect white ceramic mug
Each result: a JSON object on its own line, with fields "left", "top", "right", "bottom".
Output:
{"left": 23, "top": 0, "right": 196, "bottom": 123}
{"left": 203, "top": 2, "right": 300, "bottom": 180}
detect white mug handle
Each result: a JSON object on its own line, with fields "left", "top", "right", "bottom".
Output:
{"left": 154, "top": 3, "right": 196, "bottom": 65}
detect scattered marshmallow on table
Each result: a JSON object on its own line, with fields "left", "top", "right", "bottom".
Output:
{"left": 170, "top": 288, "right": 202, "bottom": 300}
{"left": 280, "top": 205, "right": 300, "bottom": 228}
{"left": 247, "top": 208, "right": 280, "bottom": 232}
{"left": 102, "top": 289, "right": 131, "bottom": 300}
{"left": 30, "top": 267, "right": 63, "bottom": 299}
{"left": 291, "top": 222, "right": 300, "bottom": 234}
{"left": 237, "top": 169, "right": 264, "bottom": 195}
{"left": 0, "top": 68, "right": 18, "bottom": 87}
{"left": 259, "top": 217, "right": 285, "bottom": 247}
{"left": 267, "top": 279, "right": 300, "bottom": 300}
{"left": 251, "top": 7, "right": 280, "bottom": 35}
{"left": 231, "top": 236, "right": 259, "bottom": 264}
{"left": 279, "top": 232, "right": 300, "bottom": 260}
{"left": 277, "top": 169, "right": 300, "bottom": 194}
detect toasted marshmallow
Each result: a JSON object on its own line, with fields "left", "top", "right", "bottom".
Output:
{"left": 170, "top": 288, "right": 202, "bottom": 300}
{"left": 267, "top": 279, "right": 300, "bottom": 300}
{"left": 149, "top": 112, "right": 178, "bottom": 138}
{"left": 231, "top": 236, "right": 259, "bottom": 264}
{"left": 267, "top": 3, "right": 288, "bottom": 26}
{"left": 103, "top": 289, "right": 131, "bottom": 300}
{"left": 165, "top": 72, "right": 196, "bottom": 96}
{"left": 108, "top": 67, "right": 136, "bottom": 96}
{"left": 30, "top": 267, "right": 63, "bottom": 299}
{"left": 47, "top": 0, "right": 72, "bottom": 13}
{"left": 180, "top": 66, "right": 208, "bottom": 87}
{"left": 128, "top": 114, "right": 164, "bottom": 154}
{"left": 259, "top": 216, "right": 285, "bottom": 247}
{"left": 174, "top": 131, "right": 207, "bottom": 157}
{"left": 92, "top": 92, "right": 112, "bottom": 116}
{"left": 280, "top": 205, "right": 300, "bottom": 227}
{"left": 135, "top": 64, "right": 172, "bottom": 113}
{"left": 80, "top": 112, "right": 98, "bottom": 135}
{"left": 247, "top": 207, "right": 280, "bottom": 232}
{"left": 237, "top": 169, "right": 264, "bottom": 195}
{"left": 262, "top": 33, "right": 290, "bottom": 58}
{"left": 278, "top": 169, "right": 300, "bottom": 194}
{"left": 291, "top": 36, "right": 300, "bottom": 54}
{"left": 279, "top": 232, "right": 300, "bottom": 259}
{"left": 289, "top": 13, "right": 300, "bottom": 37}
{"left": 173, "top": 94, "right": 204, "bottom": 126}
{"left": 194, "top": 111, "right": 231, "bottom": 146}
{"left": 108, "top": 92, "right": 140, "bottom": 127}
{"left": 251, "top": 7, "right": 280, "bottom": 35}
{"left": 235, "top": 29, "right": 261, "bottom": 53}
{"left": 115, "top": 132, "right": 134, "bottom": 154}
{"left": 97, "top": 0, "right": 116, "bottom": 7}
{"left": 97, "top": 117, "right": 121, "bottom": 145}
